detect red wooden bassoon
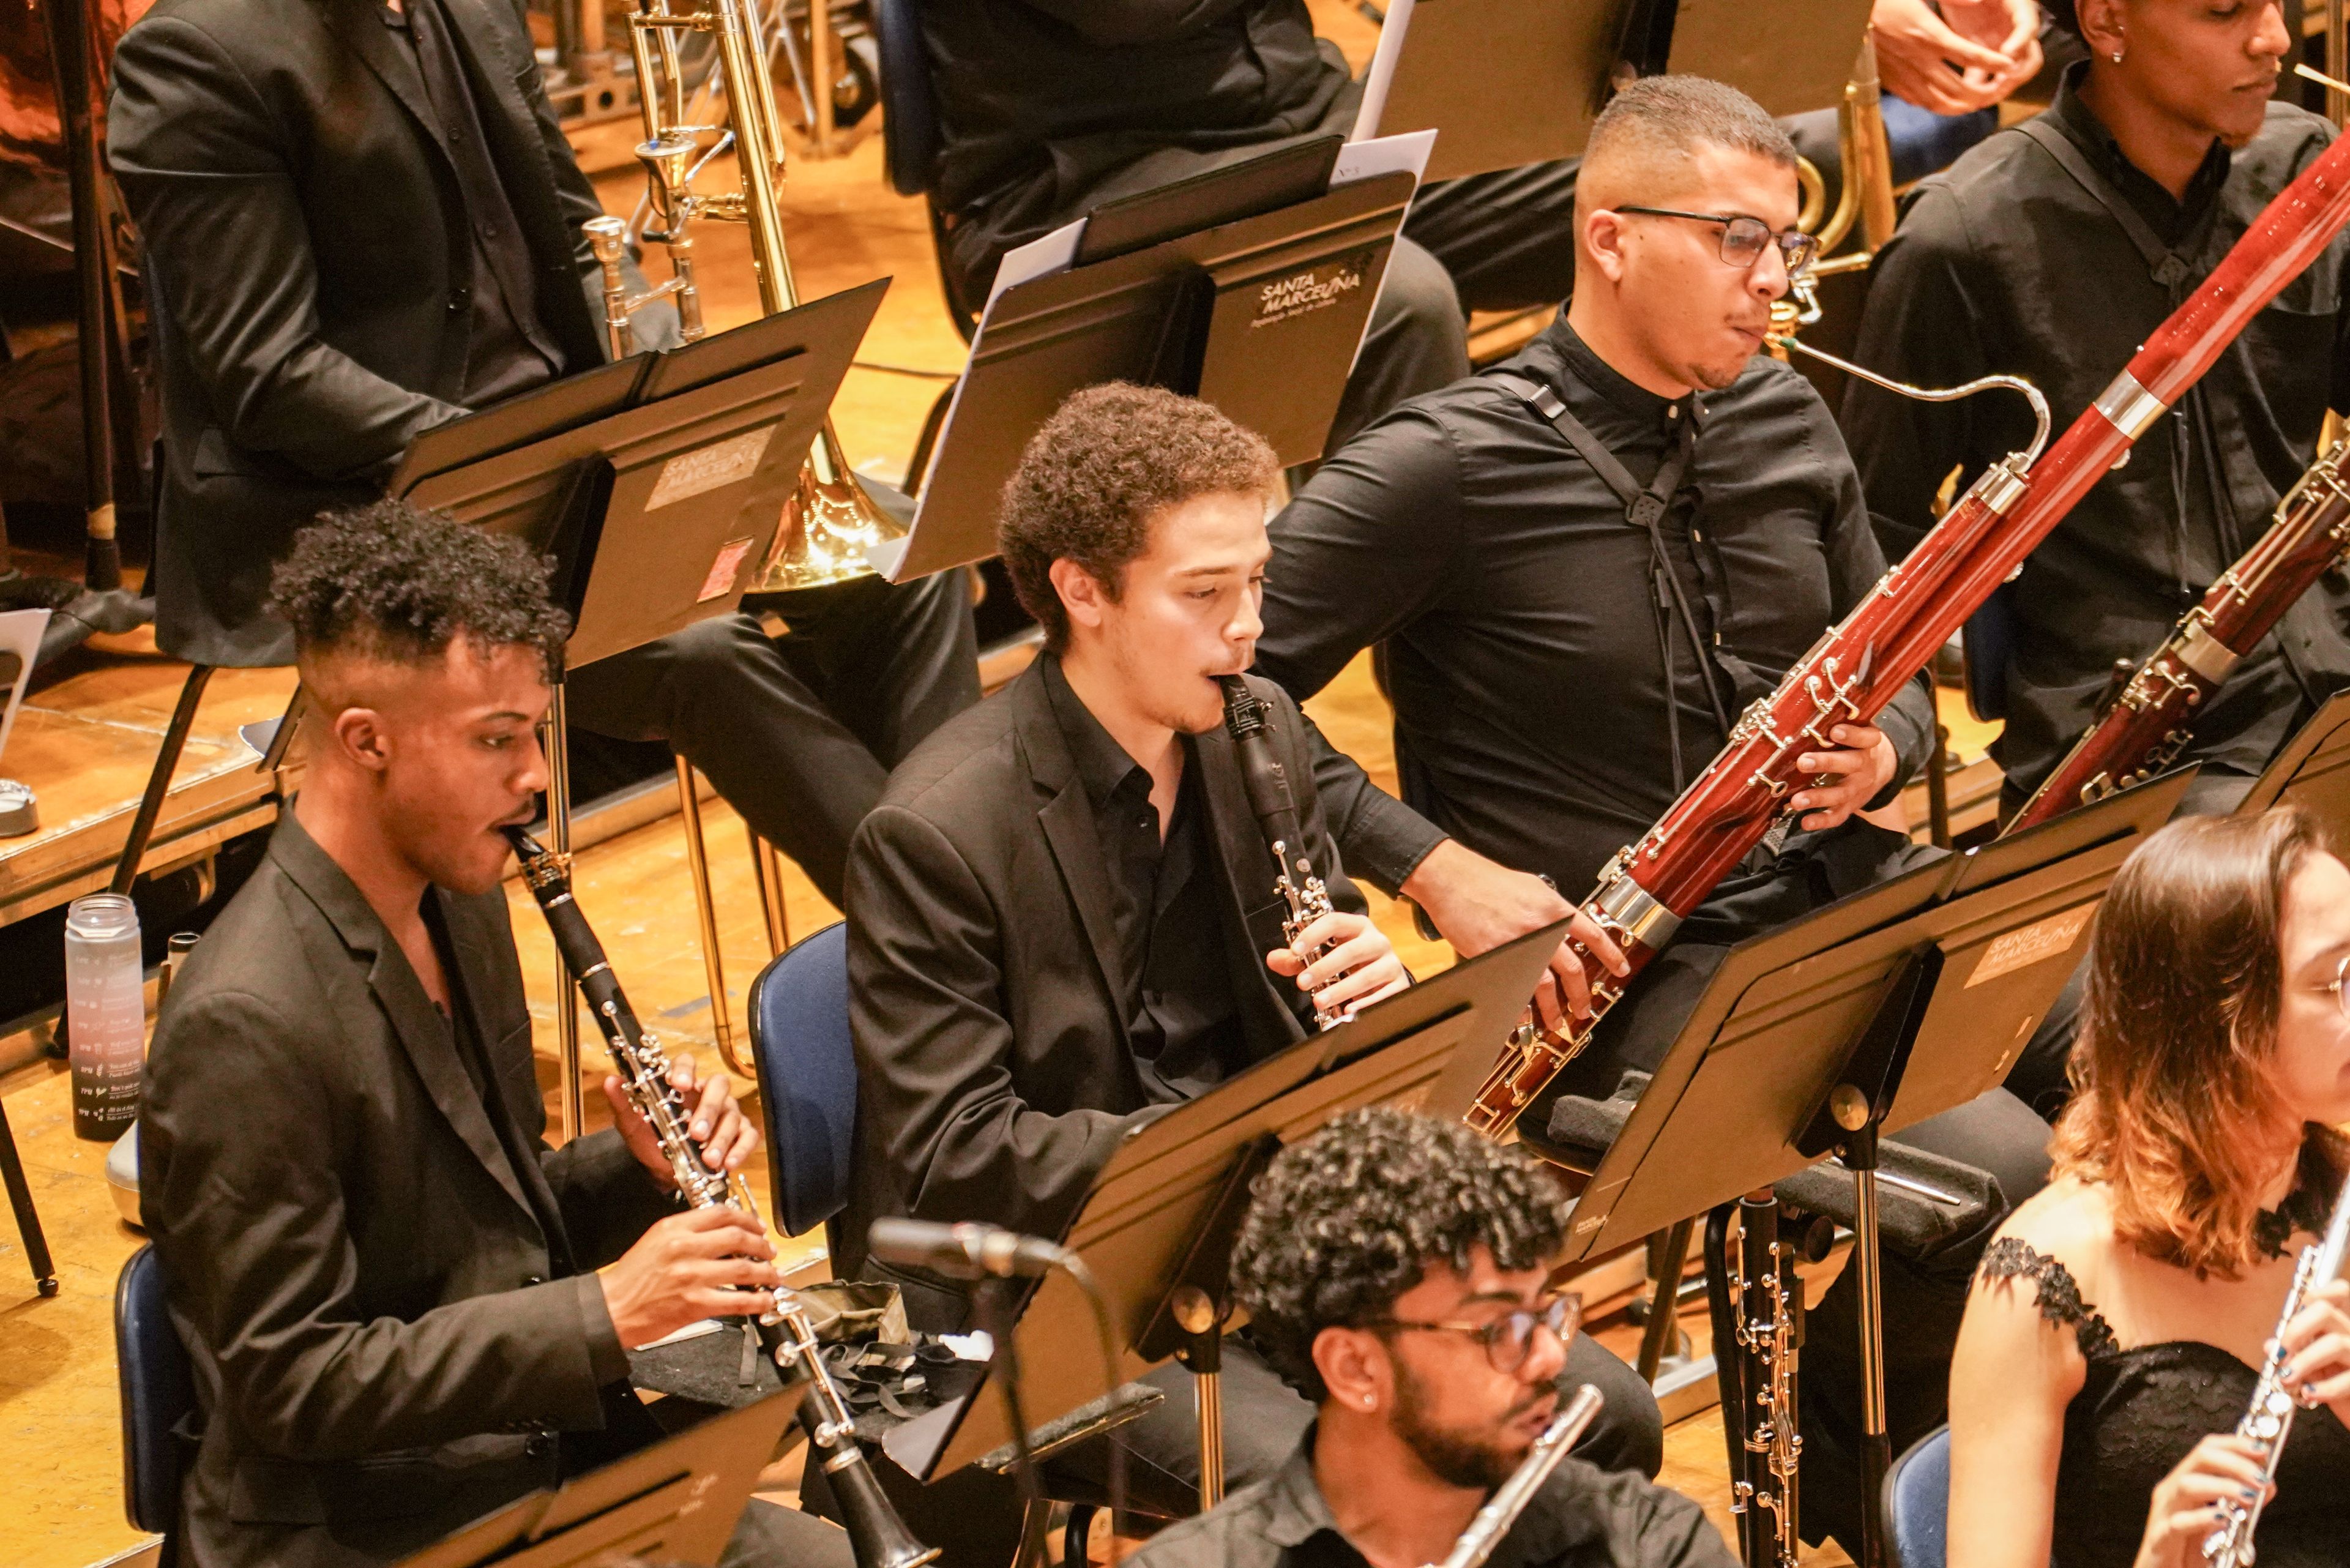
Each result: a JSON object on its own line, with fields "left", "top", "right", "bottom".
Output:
{"left": 1466, "top": 134, "right": 2350, "bottom": 1137}
{"left": 2002, "top": 438, "right": 2350, "bottom": 834}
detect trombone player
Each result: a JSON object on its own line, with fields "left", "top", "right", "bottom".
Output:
{"left": 108, "top": 0, "right": 978, "bottom": 912}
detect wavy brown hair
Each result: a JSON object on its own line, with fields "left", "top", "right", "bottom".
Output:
{"left": 2051, "top": 807, "right": 2350, "bottom": 1279}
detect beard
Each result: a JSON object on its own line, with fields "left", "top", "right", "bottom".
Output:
{"left": 1389, "top": 1359, "right": 1542, "bottom": 1491}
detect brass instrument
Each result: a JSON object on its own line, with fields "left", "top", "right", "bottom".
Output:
{"left": 504, "top": 828, "right": 939, "bottom": 1568}
{"left": 2203, "top": 1168, "right": 2350, "bottom": 1567}
{"left": 1428, "top": 1386, "right": 1606, "bottom": 1568}
{"left": 603, "top": 0, "right": 906, "bottom": 590}
{"left": 1774, "top": 37, "right": 1897, "bottom": 356}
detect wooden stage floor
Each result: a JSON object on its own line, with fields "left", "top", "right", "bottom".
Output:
{"left": 0, "top": 6, "right": 1908, "bottom": 1556}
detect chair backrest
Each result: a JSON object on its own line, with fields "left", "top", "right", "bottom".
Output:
{"left": 1961, "top": 582, "right": 2017, "bottom": 724}
{"left": 116, "top": 1241, "right": 196, "bottom": 1535}
{"left": 871, "top": 0, "right": 938, "bottom": 200}
{"left": 1884, "top": 1423, "right": 1952, "bottom": 1568}
{"left": 748, "top": 921, "right": 858, "bottom": 1240}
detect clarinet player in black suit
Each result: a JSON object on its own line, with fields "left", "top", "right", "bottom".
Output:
{"left": 139, "top": 504, "right": 853, "bottom": 1568}
{"left": 836, "top": 385, "right": 1665, "bottom": 1567}
{"left": 106, "top": 0, "right": 977, "bottom": 909}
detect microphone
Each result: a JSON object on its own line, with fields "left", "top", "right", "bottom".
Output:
{"left": 867, "top": 1219, "right": 1073, "bottom": 1281}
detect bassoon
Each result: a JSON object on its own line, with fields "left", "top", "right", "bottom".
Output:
{"left": 2004, "top": 436, "right": 2350, "bottom": 834}
{"left": 1465, "top": 135, "right": 2350, "bottom": 1137}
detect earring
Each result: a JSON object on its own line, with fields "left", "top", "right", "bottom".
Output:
{"left": 2109, "top": 49, "right": 2124, "bottom": 62}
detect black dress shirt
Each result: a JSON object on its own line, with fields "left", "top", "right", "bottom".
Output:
{"left": 1261, "top": 318, "right": 1935, "bottom": 903}
{"left": 1845, "top": 67, "right": 2350, "bottom": 799}
{"left": 924, "top": 0, "right": 1350, "bottom": 287}
{"left": 1042, "top": 656, "right": 1250, "bottom": 1100}
{"left": 1128, "top": 1425, "right": 1737, "bottom": 1568}
{"left": 380, "top": 0, "right": 563, "bottom": 406}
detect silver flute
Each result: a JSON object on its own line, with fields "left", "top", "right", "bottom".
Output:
{"left": 2203, "top": 1167, "right": 2350, "bottom": 1567}
{"left": 1430, "top": 1386, "right": 1606, "bottom": 1568}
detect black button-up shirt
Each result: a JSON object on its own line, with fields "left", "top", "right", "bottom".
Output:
{"left": 380, "top": 0, "right": 564, "bottom": 407}
{"left": 1845, "top": 66, "right": 2350, "bottom": 799}
{"left": 1262, "top": 318, "right": 1934, "bottom": 903}
{"left": 1041, "top": 655, "right": 1250, "bottom": 1100}
{"left": 1128, "top": 1425, "right": 1737, "bottom": 1568}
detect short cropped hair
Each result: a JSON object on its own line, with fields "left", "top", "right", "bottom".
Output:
{"left": 996, "top": 383, "right": 1278, "bottom": 653}
{"left": 268, "top": 500, "right": 570, "bottom": 679}
{"left": 1586, "top": 74, "right": 1799, "bottom": 176}
{"left": 1231, "top": 1108, "right": 1570, "bottom": 1402}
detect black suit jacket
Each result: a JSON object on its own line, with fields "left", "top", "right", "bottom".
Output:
{"left": 141, "top": 813, "right": 679, "bottom": 1568}
{"left": 840, "top": 664, "right": 1364, "bottom": 1326}
{"left": 107, "top": 0, "right": 621, "bottom": 668}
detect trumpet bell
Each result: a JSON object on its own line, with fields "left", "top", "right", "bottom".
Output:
{"left": 750, "top": 423, "right": 909, "bottom": 592}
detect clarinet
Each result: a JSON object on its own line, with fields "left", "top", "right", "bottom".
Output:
{"left": 1220, "top": 676, "right": 1347, "bottom": 1029}
{"left": 1725, "top": 1195, "right": 1802, "bottom": 1568}
{"left": 2008, "top": 436, "right": 2350, "bottom": 834}
{"left": 1463, "top": 128, "right": 2350, "bottom": 1137}
{"left": 1428, "top": 1386, "right": 1605, "bottom": 1568}
{"left": 504, "top": 827, "right": 939, "bottom": 1568}
{"left": 2203, "top": 1168, "right": 2350, "bottom": 1568}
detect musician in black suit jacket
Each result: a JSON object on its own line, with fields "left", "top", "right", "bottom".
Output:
{"left": 106, "top": 0, "right": 976, "bottom": 906}
{"left": 840, "top": 387, "right": 1662, "bottom": 1556}
{"left": 140, "top": 504, "right": 852, "bottom": 1568}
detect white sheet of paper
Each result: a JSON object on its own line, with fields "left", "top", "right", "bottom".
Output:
{"left": 0, "top": 608, "right": 51, "bottom": 766}
{"left": 1331, "top": 129, "right": 1436, "bottom": 189}
{"left": 1351, "top": 0, "right": 1422, "bottom": 141}
{"left": 985, "top": 217, "right": 1089, "bottom": 308}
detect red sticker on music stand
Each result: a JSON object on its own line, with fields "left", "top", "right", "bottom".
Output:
{"left": 697, "top": 537, "right": 756, "bottom": 602}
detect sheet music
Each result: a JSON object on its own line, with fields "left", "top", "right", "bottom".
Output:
{"left": 0, "top": 609, "right": 50, "bottom": 764}
{"left": 1351, "top": 0, "right": 1420, "bottom": 141}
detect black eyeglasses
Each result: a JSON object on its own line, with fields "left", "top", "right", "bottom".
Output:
{"left": 1614, "top": 207, "right": 1821, "bottom": 275}
{"left": 1362, "top": 1291, "right": 1583, "bottom": 1374}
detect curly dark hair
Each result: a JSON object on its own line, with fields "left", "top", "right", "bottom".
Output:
{"left": 996, "top": 383, "right": 1278, "bottom": 652}
{"left": 1231, "top": 1108, "right": 1570, "bottom": 1402}
{"left": 267, "top": 501, "right": 570, "bottom": 677}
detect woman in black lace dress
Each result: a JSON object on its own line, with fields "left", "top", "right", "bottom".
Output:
{"left": 1947, "top": 807, "right": 2350, "bottom": 1568}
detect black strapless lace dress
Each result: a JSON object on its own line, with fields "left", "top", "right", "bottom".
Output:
{"left": 1975, "top": 1238, "right": 2350, "bottom": 1568}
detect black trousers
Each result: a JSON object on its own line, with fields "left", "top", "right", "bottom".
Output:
{"left": 949, "top": 155, "right": 1580, "bottom": 459}
{"left": 832, "top": 1326, "right": 1663, "bottom": 1568}
{"left": 1524, "top": 819, "right": 2074, "bottom": 1554}
{"left": 564, "top": 566, "right": 980, "bottom": 908}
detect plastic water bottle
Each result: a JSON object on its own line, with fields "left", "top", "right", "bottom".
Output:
{"left": 67, "top": 892, "right": 144, "bottom": 1141}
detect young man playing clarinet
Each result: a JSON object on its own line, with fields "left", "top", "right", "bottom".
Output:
{"left": 1247, "top": 75, "right": 2060, "bottom": 1551}
{"left": 1129, "top": 1108, "right": 1737, "bottom": 1568}
{"left": 1847, "top": 0, "right": 2350, "bottom": 825}
{"left": 140, "top": 502, "right": 850, "bottom": 1568}
{"left": 840, "top": 386, "right": 1665, "bottom": 1562}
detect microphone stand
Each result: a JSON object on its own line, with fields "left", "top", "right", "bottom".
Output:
{"left": 972, "top": 1275, "right": 1046, "bottom": 1568}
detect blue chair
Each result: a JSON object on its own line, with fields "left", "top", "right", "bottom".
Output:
{"left": 1884, "top": 1423, "right": 1951, "bottom": 1568}
{"left": 1961, "top": 582, "right": 2018, "bottom": 724}
{"left": 116, "top": 1242, "right": 195, "bottom": 1539}
{"left": 748, "top": 921, "right": 859, "bottom": 1250}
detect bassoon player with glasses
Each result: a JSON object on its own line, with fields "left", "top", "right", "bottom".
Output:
{"left": 136, "top": 503, "right": 853, "bottom": 1568}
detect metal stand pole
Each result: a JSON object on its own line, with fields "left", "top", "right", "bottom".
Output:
{"left": 2329, "top": 0, "right": 2348, "bottom": 127}
{"left": 675, "top": 758, "right": 748, "bottom": 1077}
{"left": 1844, "top": 1125, "right": 1890, "bottom": 1568}
{"left": 1924, "top": 721, "right": 1953, "bottom": 849}
{"left": 110, "top": 665, "right": 216, "bottom": 897}
{"left": 546, "top": 676, "right": 584, "bottom": 1144}
{"left": 1636, "top": 1214, "right": 1696, "bottom": 1383}
{"left": 0, "top": 1097, "right": 57, "bottom": 1296}
{"left": 749, "top": 831, "right": 790, "bottom": 957}
{"left": 1172, "top": 1286, "right": 1225, "bottom": 1510}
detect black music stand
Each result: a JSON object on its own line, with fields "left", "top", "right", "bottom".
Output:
{"left": 878, "top": 917, "right": 1573, "bottom": 1501}
{"left": 376, "top": 285, "right": 884, "bottom": 1138}
{"left": 393, "top": 1386, "right": 804, "bottom": 1568}
{"left": 1551, "top": 772, "right": 2190, "bottom": 1567}
{"left": 2234, "top": 687, "right": 2350, "bottom": 829}
{"left": 1352, "top": 0, "right": 1879, "bottom": 184}
{"left": 884, "top": 149, "right": 1425, "bottom": 583}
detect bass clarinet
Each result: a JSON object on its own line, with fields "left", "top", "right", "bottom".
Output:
{"left": 505, "top": 827, "right": 938, "bottom": 1568}
{"left": 1221, "top": 676, "right": 1346, "bottom": 1028}
{"left": 1465, "top": 130, "right": 2350, "bottom": 1137}
{"left": 2203, "top": 1167, "right": 2350, "bottom": 1567}
{"left": 2007, "top": 436, "right": 2350, "bottom": 834}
